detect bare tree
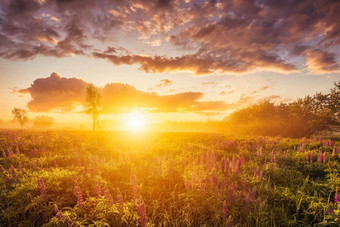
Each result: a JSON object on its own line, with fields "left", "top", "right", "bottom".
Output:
{"left": 86, "top": 84, "right": 101, "bottom": 131}
{"left": 12, "top": 108, "right": 28, "bottom": 129}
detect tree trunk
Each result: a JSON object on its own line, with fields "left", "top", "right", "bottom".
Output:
{"left": 93, "top": 117, "right": 96, "bottom": 132}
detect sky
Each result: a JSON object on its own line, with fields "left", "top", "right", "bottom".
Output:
{"left": 0, "top": 0, "right": 340, "bottom": 129}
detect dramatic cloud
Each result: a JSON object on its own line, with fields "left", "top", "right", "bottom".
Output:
{"left": 16, "top": 73, "right": 231, "bottom": 113}
{"left": 0, "top": 0, "right": 339, "bottom": 74}
{"left": 16, "top": 72, "right": 88, "bottom": 111}
{"left": 305, "top": 49, "right": 339, "bottom": 73}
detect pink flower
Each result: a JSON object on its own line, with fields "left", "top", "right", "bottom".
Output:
{"left": 74, "top": 178, "right": 84, "bottom": 207}
{"left": 222, "top": 201, "right": 227, "bottom": 219}
{"left": 335, "top": 189, "right": 340, "bottom": 203}
{"left": 104, "top": 186, "right": 113, "bottom": 205}
{"left": 317, "top": 152, "right": 322, "bottom": 163}
{"left": 323, "top": 152, "right": 327, "bottom": 163}
{"left": 117, "top": 189, "right": 124, "bottom": 213}
{"left": 37, "top": 177, "right": 47, "bottom": 200}
{"left": 95, "top": 183, "right": 102, "bottom": 197}
{"left": 310, "top": 151, "right": 314, "bottom": 164}
{"left": 0, "top": 164, "right": 5, "bottom": 173}
{"left": 327, "top": 205, "right": 334, "bottom": 214}
{"left": 138, "top": 198, "right": 146, "bottom": 227}
{"left": 10, "top": 165, "right": 16, "bottom": 177}
{"left": 5, "top": 174, "right": 10, "bottom": 184}
{"left": 306, "top": 153, "right": 309, "bottom": 162}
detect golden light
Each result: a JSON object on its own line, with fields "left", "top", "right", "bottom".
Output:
{"left": 125, "top": 111, "right": 147, "bottom": 132}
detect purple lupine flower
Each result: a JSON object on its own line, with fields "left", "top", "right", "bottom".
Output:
{"left": 215, "top": 186, "right": 219, "bottom": 201}
{"left": 306, "top": 152, "right": 309, "bottom": 162}
{"left": 138, "top": 198, "right": 146, "bottom": 227}
{"left": 82, "top": 169, "right": 87, "bottom": 180}
{"left": 327, "top": 205, "right": 334, "bottom": 214}
{"left": 226, "top": 216, "right": 233, "bottom": 227}
{"left": 117, "top": 189, "right": 124, "bottom": 213}
{"left": 74, "top": 177, "right": 84, "bottom": 207}
{"left": 254, "top": 167, "right": 260, "bottom": 178}
{"left": 317, "top": 152, "right": 322, "bottom": 163}
{"left": 5, "top": 174, "right": 11, "bottom": 184}
{"left": 131, "top": 171, "right": 138, "bottom": 202}
{"left": 37, "top": 177, "right": 47, "bottom": 200}
{"left": 323, "top": 152, "right": 327, "bottom": 163}
{"left": 95, "top": 182, "right": 102, "bottom": 196}
{"left": 310, "top": 151, "right": 314, "bottom": 164}
{"left": 10, "top": 165, "right": 16, "bottom": 177}
{"left": 335, "top": 189, "right": 340, "bottom": 202}
{"left": 222, "top": 200, "right": 227, "bottom": 219}
{"left": 242, "top": 180, "right": 247, "bottom": 195}
{"left": 32, "top": 160, "right": 37, "bottom": 170}
{"left": 220, "top": 176, "right": 226, "bottom": 190}
{"left": 104, "top": 186, "right": 113, "bottom": 205}
{"left": 244, "top": 195, "right": 250, "bottom": 213}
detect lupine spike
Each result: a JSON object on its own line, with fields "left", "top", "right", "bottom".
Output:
{"left": 104, "top": 186, "right": 113, "bottom": 205}
{"left": 37, "top": 177, "right": 47, "bottom": 200}
{"left": 95, "top": 182, "right": 102, "bottom": 196}
{"left": 10, "top": 165, "right": 16, "bottom": 177}
{"left": 138, "top": 197, "right": 146, "bottom": 227}
{"left": 222, "top": 200, "right": 227, "bottom": 219}
{"left": 74, "top": 177, "right": 84, "bottom": 207}
{"left": 117, "top": 189, "right": 124, "bottom": 213}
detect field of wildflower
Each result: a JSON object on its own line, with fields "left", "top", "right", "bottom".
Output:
{"left": 1, "top": 130, "right": 340, "bottom": 226}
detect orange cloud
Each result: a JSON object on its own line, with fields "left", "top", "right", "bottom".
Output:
{"left": 16, "top": 73, "right": 231, "bottom": 114}
{"left": 16, "top": 72, "right": 88, "bottom": 112}
{"left": 305, "top": 49, "right": 339, "bottom": 73}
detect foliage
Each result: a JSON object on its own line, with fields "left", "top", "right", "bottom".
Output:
{"left": 85, "top": 84, "right": 101, "bottom": 132}
{"left": 226, "top": 82, "right": 340, "bottom": 137}
{"left": 12, "top": 108, "right": 28, "bottom": 129}
{"left": 0, "top": 130, "right": 340, "bottom": 226}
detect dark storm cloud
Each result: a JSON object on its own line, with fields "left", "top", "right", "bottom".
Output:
{"left": 1, "top": 0, "right": 340, "bottom": 74}
{"left": 16, "top": 73, "right": 231, "bottom": 113}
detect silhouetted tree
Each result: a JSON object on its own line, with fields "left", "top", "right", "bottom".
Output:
{"left": 225, "top": 82, "right": 340, "bottom": 137}
{"left": 86, "top": 84, "right": 101, "bottom": 132}
{"left": 12, "top": 108, "right": 28, "bottom": 129}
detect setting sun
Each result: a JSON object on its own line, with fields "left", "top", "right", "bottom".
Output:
{"left": 125, "top": 111, "right": 146, "bottom": 132}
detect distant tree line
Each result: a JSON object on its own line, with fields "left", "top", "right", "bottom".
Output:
{"left": 225, "top": 82, "right": 340, "bottom": 137}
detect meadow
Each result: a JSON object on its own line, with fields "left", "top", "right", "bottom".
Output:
{"left": 1, "top": 130, "right": 340, "bottom": 226}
